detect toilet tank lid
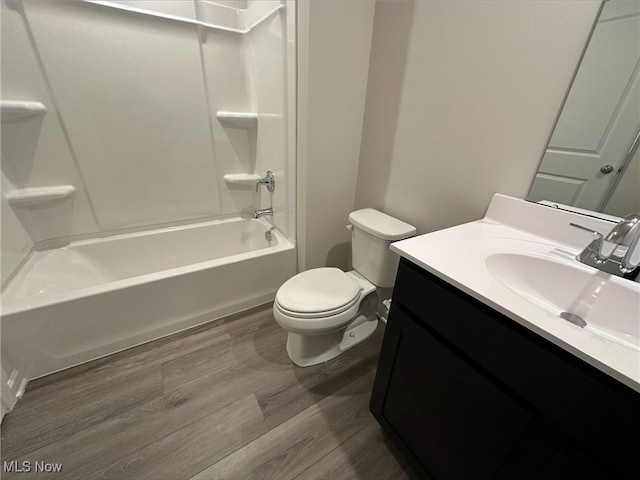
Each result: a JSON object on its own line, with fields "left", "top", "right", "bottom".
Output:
{"left": 348, "top": 209, "right": 417, "bottom": 241}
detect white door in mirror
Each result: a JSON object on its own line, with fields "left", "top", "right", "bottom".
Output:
{"left": 529, "top": 1, "right": 640, "bottom": 211}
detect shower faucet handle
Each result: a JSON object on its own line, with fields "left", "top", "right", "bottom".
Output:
{"left": 256, "top": 171, "right": 275, "bottom": 192}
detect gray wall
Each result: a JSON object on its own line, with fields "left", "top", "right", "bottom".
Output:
{"left": 296, "top": 0, "right": 376, "bottom": 271}
{"left": 354, "top": 0, "right": 602, "bottom": 235}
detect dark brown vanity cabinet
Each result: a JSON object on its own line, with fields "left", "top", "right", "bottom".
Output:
{"left": 370, "top": 258, "right": 640, "bottom": 480}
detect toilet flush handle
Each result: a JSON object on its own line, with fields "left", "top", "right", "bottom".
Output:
{"left": 346, "top": 224, "right": 353, "bottom": 231}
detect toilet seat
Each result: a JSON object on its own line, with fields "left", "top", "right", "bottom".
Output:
{"left": 273, "top": 268, "right": 376, "bottom": 335}
{"left": 274, "top": 267, "right": 361, "bottom": 316}
{"left": 275, "top": 294, "right": 360, "bottom": 319}
{"left": 273, "top": 299, "right": 362, "bottom": 334}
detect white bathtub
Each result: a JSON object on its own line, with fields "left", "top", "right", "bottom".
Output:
{"left": 0, "top": 217, "right": 296, "bottom": 383}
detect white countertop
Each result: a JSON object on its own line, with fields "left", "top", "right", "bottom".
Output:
{"left": 390, "top": 193, "right": 640, "bottom": 393}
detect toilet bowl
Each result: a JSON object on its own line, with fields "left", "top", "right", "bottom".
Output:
{"left": 273, "top": 209, "right": 416, "bottom": 367}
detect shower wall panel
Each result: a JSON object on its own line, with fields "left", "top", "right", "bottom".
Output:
{"left": 247, "top": 2, "right": 291, "bottom": 238}
{"left": 22, "top": 0, "right": 221, "bottom": 230}
{"left": 0, "top": 2, "right": 100, "bottom": 243}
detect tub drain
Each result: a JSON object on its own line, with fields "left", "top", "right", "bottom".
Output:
{"left": 560, "top": 312, "right": 587, "bottom": 328}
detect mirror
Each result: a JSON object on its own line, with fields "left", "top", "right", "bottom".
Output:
{"left": 526, "top": 0, "right": 640, "bottom": 218}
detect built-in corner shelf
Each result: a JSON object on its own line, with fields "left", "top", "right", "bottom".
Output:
{"left": 6, "top": 185, "right": 76, "bottom": 207}
{"left": 1, "top": 101, "right": 47, "bottom": 121}
{"left": 223, "top": 173, "right": 261, "bottom": 187}
{"left": 84, "top": 1, "right": 282, "bottom": 35}
{"left": 216, "top": 111, "right": 257, "bottom": 128}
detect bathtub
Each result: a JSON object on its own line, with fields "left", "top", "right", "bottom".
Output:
{"left": 0, "top": 217, "right": 296, "bottom": 384}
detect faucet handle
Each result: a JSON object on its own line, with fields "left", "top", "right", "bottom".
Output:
{"left": 569, "top": 222, "right": 604, "bottom": 239}
{"left": 569, "top": 223, "right": 610, "bottom": 263}
{"left": 255, "top": 171, "right": 275, "bottom": 192}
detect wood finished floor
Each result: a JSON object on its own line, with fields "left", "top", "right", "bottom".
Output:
{"left": 0, "top": 303, "right": 414, "bottom": 479}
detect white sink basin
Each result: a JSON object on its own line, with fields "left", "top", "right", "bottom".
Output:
{"left": 485, "top": 252, "right": 640, "bottom": 352}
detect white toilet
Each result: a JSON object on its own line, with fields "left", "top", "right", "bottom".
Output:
{"left": 273, "top": 208, "right": 416, "bottom": 367}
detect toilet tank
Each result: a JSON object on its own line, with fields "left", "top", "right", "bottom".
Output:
{"left": 348, "top": 209, "right": 417, "bottom": 288}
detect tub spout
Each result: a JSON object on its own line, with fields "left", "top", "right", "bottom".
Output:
{"left": 253, "top": 208, "right": 273, "bottom": 219}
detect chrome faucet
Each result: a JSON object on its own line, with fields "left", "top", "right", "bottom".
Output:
{"left": 253, "top": 207, "right": 273, "bottom": 219}
{"left": 256, "top": 171, "right": 275, "bottom": 192}
{"left": 570, "top": 212, "right": 640, "bottom": 280}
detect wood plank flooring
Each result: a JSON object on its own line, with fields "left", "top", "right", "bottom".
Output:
{"left": 0, "top": 303, "right": 415, "bottom": 479}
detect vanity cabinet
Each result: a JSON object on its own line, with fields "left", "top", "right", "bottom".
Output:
{"left": 370, "top": 258, "right": 640, "bottom": 480}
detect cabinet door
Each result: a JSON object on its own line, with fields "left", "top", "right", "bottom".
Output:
{"left": 380, "top": 308, "right": 533, "bottom": 480}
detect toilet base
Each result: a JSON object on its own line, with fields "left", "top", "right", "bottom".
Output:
{"left": 285, "top": 316, "right": 379, "bottom": 367}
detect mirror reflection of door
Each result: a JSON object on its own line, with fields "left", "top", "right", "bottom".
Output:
{"left": 528, "top": 0, "right": 639, "bottom": 212}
